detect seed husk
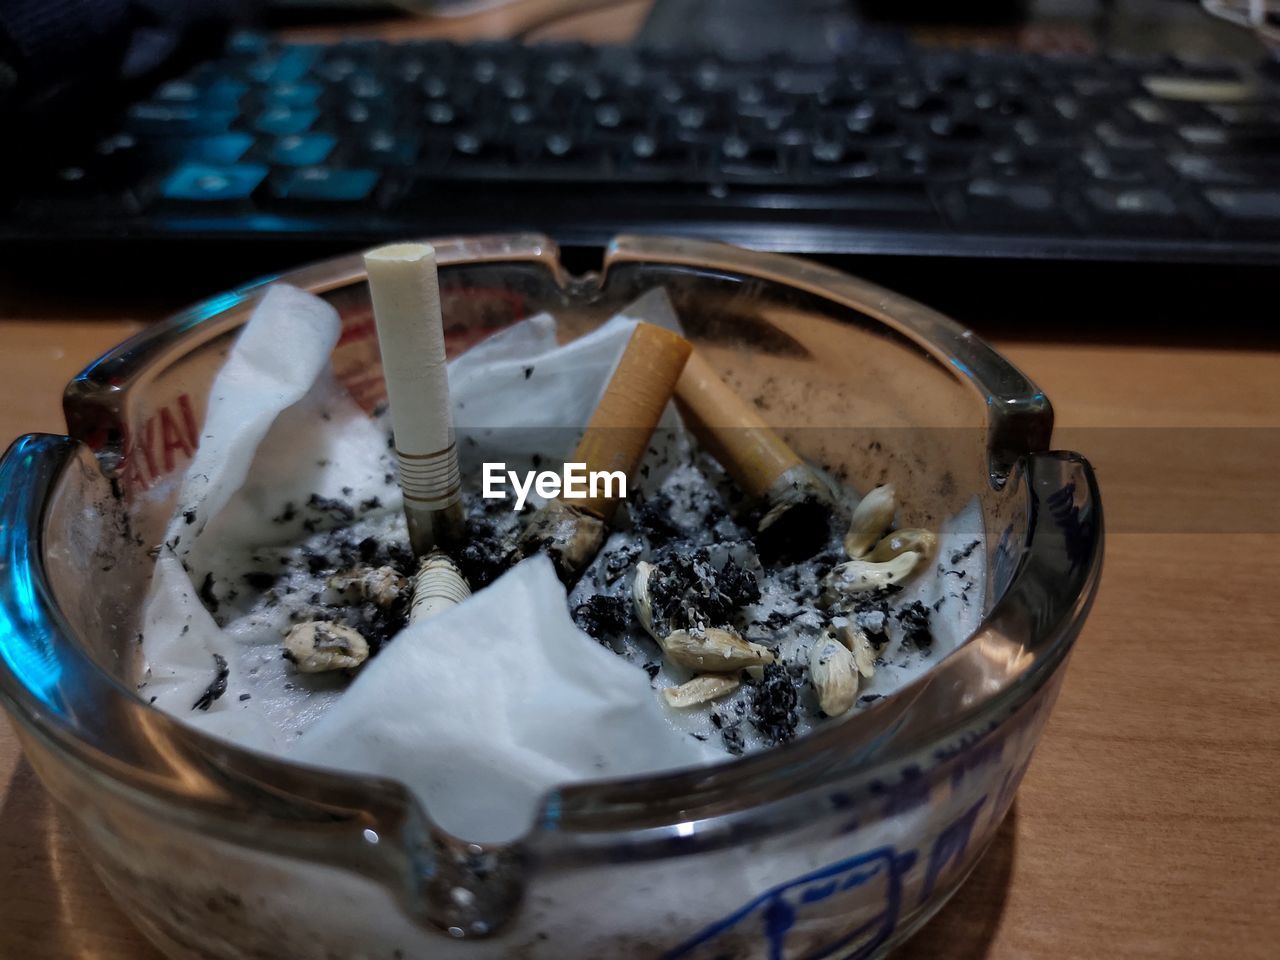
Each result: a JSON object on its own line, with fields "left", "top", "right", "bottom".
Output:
{"left": 838, "top": 623, "right": 877, "bottom": 679}
{"left": 809, "top": 632, "right": 858, "bottom": 717}
{"left": 661, "top": 626, "right": 774, "bottom": 672}
{"left": 843, "top": 484, "right": 896, "bottom": 558}
{"left": 631, "top": 560, "right": 660, "bottom": 640}
{"left": 662, "top": 674, "right": 741, "bottom": 708}
{"left": 283, "top": 620, "right": 369, "bottom": 673}
{"left": 822, "top": 550, "right": 922, "bottom": 599}
{"left": 866, "top": 528, "right": 937, "bottom": 563}
{"left": 325, "top": 565, "right": 407, "bottom": 608}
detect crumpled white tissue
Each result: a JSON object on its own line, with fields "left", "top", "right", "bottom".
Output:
{"left": 140, "top": 282, "right": 707, "bottom": 839}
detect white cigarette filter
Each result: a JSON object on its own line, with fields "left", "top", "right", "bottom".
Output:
{"left": 408, "top": 552, "right": 472, "bottom": 624}
{"left": 364, "top": 242, "right": 466, "bottom": 555}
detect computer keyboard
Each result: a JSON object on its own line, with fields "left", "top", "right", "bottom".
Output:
{"left": 5, "top": 33, "right": 1280, "bottom": 261}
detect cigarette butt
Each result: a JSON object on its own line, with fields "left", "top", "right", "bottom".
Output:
{"left": 674, "top": 350, "right": 803, "bottom": 500}
{"left": 571, "top": 322, "right": 692, "bottom": 520}
{"left": 408, "top": 551, "right": 471, "bottom": 624}
{"left": 364, "top": 242, "right": 465, "bottom": 555}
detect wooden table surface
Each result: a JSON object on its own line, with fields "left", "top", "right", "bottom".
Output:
{"left": 1, "top": 3, "right": 1278, "bottom": 958}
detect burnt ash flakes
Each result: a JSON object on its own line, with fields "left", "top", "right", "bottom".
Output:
{"left": 630, "top": 493, "right": 685, "bottom": 546}
{"left": 196, "top": 425, "right": 978, "bottom": 760}
{"left": 192, "top": 654, "right": 229, "bottom": 711}
{"left": 455, "top": 496, "right": 521, "bottom": 588}
{"left": 717, "top": 557, "right": 762, "bottom": 608}
{"left": 950, "top": 539, "right": 980, "bottom": 566}
{"left": 896, "top": 601, "right": 934, "bottom": 648}
{"left": 242, "top": 571, "right": 278, "bottom": 591}
{"left": 572, "top": 595, "right": 629, "bottom": 641}
{"left": 306, "top": 494, "right": 355, "bottom": 524}
{"left": 721, "top": 723, "right": 746, "bottom": 756}
{"left": 750, "top": 664, "right": 799, "bottom": 745}
{"left": 602, "top": 543, "right": 641, "bottom": 584}
{"left": 644, "top": 549, "right": 761, "bottom": 635}
{"left": 198, "top": 572, "right": 219, "bottom": 613}
{"left": 459, "top": 537, "right": 517, "bottom": 589}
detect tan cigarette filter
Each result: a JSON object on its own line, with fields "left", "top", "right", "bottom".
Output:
{"left": 675, "top": 350, "right": 803, "bottom": 500}
{"left": 364, "top": 242, "right": 465, "bottom": 555}
{"left": 571, "top": 322, "right": 692, "bottom": 520}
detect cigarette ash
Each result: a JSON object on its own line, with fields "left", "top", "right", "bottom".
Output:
{"left": 154, "top": 433, "right": 984, "bottom": 762}
{"left": 565, "top": 446, "right": 988, "bottom": 757}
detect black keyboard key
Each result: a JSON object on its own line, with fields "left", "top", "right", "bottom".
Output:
{"left": 1205, "top": 103, "right": 1280, "bottom": 126}
{"left": 614, "top": 134, "right": 697, "bottom": 179}
{"left": 900, "top": 144, "right": 976, "bottom": 180}
{"left": 927, "top": 114, "right": 984, "bottom": 141}
{"left": 1013, "top": 118, "right": 1078, "bottom": 150}
{"left": 160, "top": 163, "right": 267, "bottom": 202}
{"left": 807, "top": 141, "right": 880, "bottom": 180}
{"left": 1094, "top": 122, "right": 1159, "bottom": 152}
{"left": 712, "top": 137, "right": 788, "bottom": 180}
{"left": 588, "top": 100, "right": 654, "bottom": 136}
{"left": 1168, "top": 153, "right": 1280, "bottom": 185}
{"left": 1203, "top": 189, "right": 1280, "bottom": 237}
{"left": 973, "top": 90, "right": 1030, "bottom": 118}
{"left": 944, "top": 179, "right": 1073, "bottom": 231}
{"left": 270, "top": 168, "right": 380, "bottom": 203}
{"left": 843, "top": 105, "right": 899, "bottom": 140}
{"left": 1176, "top": 125, "right": 1280, "bottom": 154}
{"left": 357, "top": 130, "right": 421, "bottom": 166}
{"left": 447, "top": 131, "right": 526, "bottom": 169}
{"left": 1080, "top": 186, "right": 1198, "bottom": 236}
{"left": 1080, "top": 149, "right": 1165, "bottom": 184}
{"left": 986, "top": 147, "right": 1064, "bottom": 180}
{"left": 18, "top": 165, "right": 146, "bottom": 219}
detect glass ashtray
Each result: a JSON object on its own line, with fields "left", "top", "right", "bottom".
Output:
{"left": 0, "top": 234, "right": 1102, "bottom": 959}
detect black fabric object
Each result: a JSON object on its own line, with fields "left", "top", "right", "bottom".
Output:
{"left": 0, "top": 0, "right": 242, "bottom": 113}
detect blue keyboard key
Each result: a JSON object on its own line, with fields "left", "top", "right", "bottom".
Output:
{"left": 227, "top": 32, "right": 269, "bottom": 56}
{"left": 269, "top": 133, "right": 337, "bottom": 166}
{"left": 263, "top": 82, "right": 323, "bottom": 107}
{"left": 161, "top": 163, "right": 267, "bottom": 201}
{"left": 273, "top": 168, "right": 380, "bottom": 202}
{"left": 254, "top": 105, "right": 319, "bottom": 136}
{"left": 154, "top": 133, "right": 255, "bottom": 165}
{"left": 247, "top": 45, "right": 319, "bottom": 84}
{"left": 202, "top": 77, "right": 249, "bottom": 107}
